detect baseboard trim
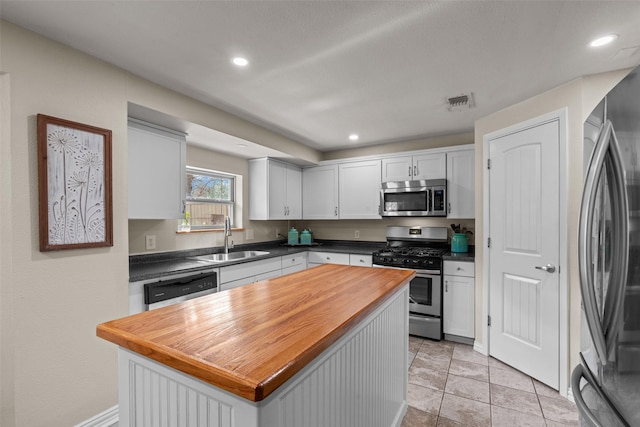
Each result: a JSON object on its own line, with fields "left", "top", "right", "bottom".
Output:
{"left": 74, "top": 405, "right": 118, "bottom": 427}
{"left": 473, "top": 341, "right": 487, "bottom": 356}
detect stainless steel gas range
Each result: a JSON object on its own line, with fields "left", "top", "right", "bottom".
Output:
{"left": 372, "top": 226, "right": 448, "bottom": 340}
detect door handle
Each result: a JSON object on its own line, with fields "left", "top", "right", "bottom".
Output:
{"left": 535, "top": 264, "right": 556, "bottom": 273}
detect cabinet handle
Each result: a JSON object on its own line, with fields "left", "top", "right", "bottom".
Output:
{"left": 334, "top": 207, "right": 338, "bottom": 216}
{"left": 414, "top": 165, "right": 418, "bottom": 177}
{"left": 408, "top": 166, "right": 412, "bottom": 176}
{"left": 448, "top": 202, "right": 452, "bottom": 214}
{"left": 445, "top": 280, "right": 448, "bottom": 292}
{"left": 182, "top": 200, "right": 186, "bottom": 214}
{"left": 359, "top": 259, "right": 364, "bottom": 263}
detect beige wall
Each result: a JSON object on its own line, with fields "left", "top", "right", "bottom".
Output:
{"left": 0, "top": 21, "right": 317, "bottom": 427}
{"left": 473, "top": 69, "right": 631, "bottom": 387}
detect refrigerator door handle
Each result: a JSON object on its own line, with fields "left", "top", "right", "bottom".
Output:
{"left": 579, "top": 121, "right": 612, "bottom": 364}
{"left": 571, "top": 354, "right": 630, "bottom": 427}
{"left": 601, "top": 124, "right": 629, "bottom": 358}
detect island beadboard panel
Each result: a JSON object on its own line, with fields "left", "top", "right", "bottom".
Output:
{"left": 116, "top": 284, "right": 409, "bottom": 427}
{"left": 97, "top": 264, "right": 415, "bottom": 402}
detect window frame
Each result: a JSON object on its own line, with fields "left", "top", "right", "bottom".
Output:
{"left": 185, "top": 166, "right": 236, "bottom": 230}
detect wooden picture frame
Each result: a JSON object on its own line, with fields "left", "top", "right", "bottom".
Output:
{"left": 37, "top": 114, "right": 113, "bottom": 251}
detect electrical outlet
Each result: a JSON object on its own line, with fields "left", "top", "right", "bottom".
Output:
{"left": 246, "top": 229, "right": 254, "bottom": 240}
{"left": 145, "top": 235, "right": 156, "bottom": 250}
{"left": 355, "top": 230, "right": 360, "bottom": 239}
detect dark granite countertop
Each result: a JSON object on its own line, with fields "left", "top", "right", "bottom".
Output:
{"left": 442, "top": 245, "right": 475, "bottom": 262}
{"left": 129, "top": 240, "right": 387, "bottom": 282}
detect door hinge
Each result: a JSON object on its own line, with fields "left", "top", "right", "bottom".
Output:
{"left": 487, "top": 159, "right": 491, "bottom": 170}
{"left": 487, "top": 237, "right": 491, "bottom": 248}
{"left": 488, "top": 315, "right": 492, "bottom": 327}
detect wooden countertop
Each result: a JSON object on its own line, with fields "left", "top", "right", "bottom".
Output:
{"left": 97, "top": 264, "right": 414, "bottom": 402}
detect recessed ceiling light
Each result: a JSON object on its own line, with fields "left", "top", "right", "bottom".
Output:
{"left": 349, "top": 134, "right": 359, "bottom": 141}
{"left": 590, "top": 34, "right": 618, "bottom": 47}
{"left": 232, "top": 57, "right": 249, "bottom": 67}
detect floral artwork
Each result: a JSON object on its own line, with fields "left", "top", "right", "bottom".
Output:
{"left": 37, "top": 115, "right": 113, "bottom": 251}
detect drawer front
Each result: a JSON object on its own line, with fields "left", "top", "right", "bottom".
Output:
{"left": 443, "top": 260, "right": 475, "bottom": 277}
{"left": 220, "top": 257, "right": 282, "bottom": 283}
{"left": 282, "top": 252, "right": 307, "bottom": 268}
{"left": 349, "top": 254, "right": 372, "bottom": 267}
{"left": 307, "top": 251, "right": 350, "bottom": 265}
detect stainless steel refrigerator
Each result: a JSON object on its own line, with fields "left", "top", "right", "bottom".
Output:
{"left": 573, "top": 65, "right": 640, "bottom": 427}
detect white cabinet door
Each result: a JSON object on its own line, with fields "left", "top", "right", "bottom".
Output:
{"left": 339, "top": 160, "right": 381, "bottom": 219}
{"left": 381, "top": 156, "right": 413, "bottom": 182}
{"left": 443, "top": 260, "right": 475, "bottom": 339}
{"left": 286, "top": 166, "right": 302, "bottom": 219}
{"left": 249, "top": 159, "right": 302, "bottom": 220}
{"left": 268, "top": 160, "right": 287, "bottom": 219}
{"left": 413, "top": 153, "right": 446, "bottom": 180}
{"left": 381, "top": 153, "right": 446, "bottom": 182}
{"left": 302, "top": 165, "right": 339, "bottom": 219}
{"left": 349, "top": 254, "right": 372, "bottom": 267}
{"left": 219, "top": 257, "right": 282, "bottom": 284}
{"left": 128, "top": 119, "right": 186, "bottom": 219}
{"left": 307, "top": 251, "right": 350, "bottom": 266}
{"left": 447, "top": 149, "right": 475, "bottom": 219}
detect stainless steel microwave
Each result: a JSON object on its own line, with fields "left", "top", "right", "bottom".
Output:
{"left": 380, "top": 179, "right": 447, "bottom": 217}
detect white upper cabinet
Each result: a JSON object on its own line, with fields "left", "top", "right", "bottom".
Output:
{"left": 338, "top": 160, "right": 382, "bottom": 219}
{"left": 303, "top": 164, "right": 339, "bottom": 219}
{"left": 381, "top": 153, "right": 446, "bottom": 182}
{"left": 249, "top": 158, "right": 302, "bottom": 220}
{"left": 446, "top": 148, "right": 475, "bottom": 219}
{"left": 128, "top": 119, "right": 186, "bottom": 219}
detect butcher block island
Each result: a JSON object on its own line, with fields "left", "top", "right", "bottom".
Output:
{"left": 97, "top": 264, "right": 415, "bottom": 427}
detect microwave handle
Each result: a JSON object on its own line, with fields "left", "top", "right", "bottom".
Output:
{"left": 427, "top": 188, "right": 432, "bottom": 213}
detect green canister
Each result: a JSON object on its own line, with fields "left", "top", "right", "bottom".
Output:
{"left": 451, "top": 233, "right": 468, "bottom": 253}
{"left": 300, "top": 228, "right": 313, "bottom": 245}
{"left": 287, "top": 227, "right": 299, "bottom": 245}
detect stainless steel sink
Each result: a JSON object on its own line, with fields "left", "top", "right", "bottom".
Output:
{"left": 189, "top": 250, "right": 270, "bottom": 263}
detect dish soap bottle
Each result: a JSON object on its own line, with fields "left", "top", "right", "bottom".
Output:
{"left": 288, "top": 227, "right": 299, "bottom": 245}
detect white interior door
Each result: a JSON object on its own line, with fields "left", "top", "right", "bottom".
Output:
{"left": 488, "top": 119, "right": 560, "bottom": 389}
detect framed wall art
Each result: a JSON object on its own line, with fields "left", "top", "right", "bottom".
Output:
{"left": 37, "top": 114, "right": 113, "bottom": 251}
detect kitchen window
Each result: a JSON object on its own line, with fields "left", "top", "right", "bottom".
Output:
{"left": 185, "top": 166, "right": 235, "bottom": 229}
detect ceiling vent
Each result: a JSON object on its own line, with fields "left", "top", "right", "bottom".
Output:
{"left": 446, "top": 93, "right": 475, "bottom": 112}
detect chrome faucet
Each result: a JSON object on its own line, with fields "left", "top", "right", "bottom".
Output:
{"left": 223, "top": 216, "right": 232, "bottom": 254}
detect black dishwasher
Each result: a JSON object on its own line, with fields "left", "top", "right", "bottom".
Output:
{"left": 144, "top": 271, "right": 218, "bottom": 310}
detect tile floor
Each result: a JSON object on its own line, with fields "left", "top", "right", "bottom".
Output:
{"left": 402, "top": 337, "right": 580, "bottom": 427}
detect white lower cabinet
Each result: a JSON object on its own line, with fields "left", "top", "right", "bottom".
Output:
{"left": 307, "top": 251, "right": 350, "bottom": 267}
{"left": 219, "top": 257, "right": 282, "bottom": 291}
{"left": 281, "top": 252, "right": 308, "bottom": 276}
{"left": 443, "top": 260, "right": 475, "bottom": 340}
{"left": 349, "top": 254, "right": 372, "bottom": 267}
{"left": 308, "top": 252, "right": 373, "bottom": 268}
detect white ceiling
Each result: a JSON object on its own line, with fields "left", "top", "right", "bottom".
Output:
{"left": 3, "top": 1, "right": 640, "bottom": 157}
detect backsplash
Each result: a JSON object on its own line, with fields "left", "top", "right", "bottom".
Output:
{"left": 129, "top": 218, "right": 475, "bottom": 255}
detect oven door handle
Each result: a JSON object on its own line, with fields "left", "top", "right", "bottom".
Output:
{"left": 409, "top": 295, "right": 419, "bottom": 305}
{"left": 414, "top": 269, "right": 442, "bottom": 276}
